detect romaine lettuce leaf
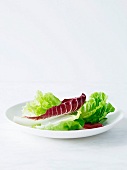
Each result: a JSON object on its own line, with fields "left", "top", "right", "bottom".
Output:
{"left": 39, "top": 121, "right": 82, "bottom": 131}
{"left": 80, "top": 92, "right": 115, "bottom": 124}
{"left": 34, "top": 111, "right": 83, "bottom": 131}
{"left": 22, "top": 91, "right": 61, "bottom": 116}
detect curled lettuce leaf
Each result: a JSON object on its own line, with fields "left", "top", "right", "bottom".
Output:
{"left": 22, "top": 91, "right": 61, "bottom": 116}
{"left": 80, "top": 92, "right": 115, "bottom": 124}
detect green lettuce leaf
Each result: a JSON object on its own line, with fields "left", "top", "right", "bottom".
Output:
{"left": 34, "top": 111, "right": 83, "bottom": 131}
{"left": 40, "top": 121, "right": 82, "bottom": 131}
{"left": 22, "top": 91, "right": 61, "bottom": 116}
{"left": 80, "top": 92, "right": 115, "bottom": 124}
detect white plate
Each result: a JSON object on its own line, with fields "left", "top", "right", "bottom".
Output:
{"left": 5, "top": 102, "right": 123, "bottom": 139}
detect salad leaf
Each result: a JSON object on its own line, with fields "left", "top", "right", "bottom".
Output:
{"left": 34, "top": 111, "right": 83, "bottom": 131}
{"left": 80, "top": 92, "right": 115, "bottom": 124}
{"left": 22, "top": 91, "right": 61, "bottom": 116}
{"left": 39, "top": 121, "right": 82, "bottom": 131}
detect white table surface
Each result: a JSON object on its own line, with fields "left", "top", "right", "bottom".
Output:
{"left": 0, "top": 82, "right": 127, "bottom": 170}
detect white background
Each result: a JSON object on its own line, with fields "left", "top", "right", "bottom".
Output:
{"left": 0, "top": 1, "right": 127, "bottom": 170}
{"left": 0, "top": 0, "right": 127, "bottom": 84}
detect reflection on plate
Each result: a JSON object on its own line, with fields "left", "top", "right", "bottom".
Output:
{"left": 5, "top": 102, "right": 123, "bottom": 139}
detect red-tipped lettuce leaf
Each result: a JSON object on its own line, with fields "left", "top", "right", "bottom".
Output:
{"left": 25, "top": 93, "right": 86, "bottom": 120}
